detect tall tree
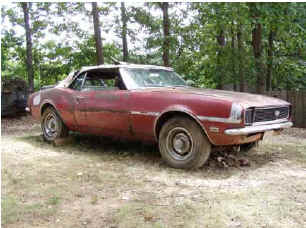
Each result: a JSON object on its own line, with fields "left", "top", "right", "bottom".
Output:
{"left": 230, "top": 23, "right": 237, "bottom": 91}
{"left": 21, "top": 2, "right": 34, "bottom": 92}
{"left": 266, "top": 28, "right": 276, "bottom": 92}
{"left": 131, "top": 3, "right": 165, "bottom": 64}
{"left": 236, "top": 24, "right": 245, "bottom": 92}
{"left": 216, "top": 29, "right": 225, "bottom": 89}
{"left": 120, "top": 2, "right": 128, "bottom": 62}
{"left": 249, "top": 3, "right": 265, "bottom": 94}
{"left": 161, "top": 2, "right": 170, "bottom": 67}
{"left": 92, "top": 2, "right": 104, "bottom": 65}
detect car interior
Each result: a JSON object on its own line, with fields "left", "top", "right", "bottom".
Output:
{"left": 69, "top": 68, "right": 126, "bottom": 91}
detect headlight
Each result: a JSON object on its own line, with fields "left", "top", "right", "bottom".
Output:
{"left": 230, "top": 103, "right": 243, "bottom": 122}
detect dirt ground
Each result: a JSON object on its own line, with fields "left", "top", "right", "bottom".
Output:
{"left": 2, "top": 115, "right": 306, "bottom": 228}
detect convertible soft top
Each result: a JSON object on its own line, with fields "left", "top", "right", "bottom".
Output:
{"left": 56, "top": 64, "right": 173, "bottom": 88}
{"left": 79, "top": 64, "right": 173, "bottom": 74}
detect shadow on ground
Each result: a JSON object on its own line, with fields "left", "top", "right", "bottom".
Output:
{"left": 16, "top": 132, "right": 282, "bottom": 179}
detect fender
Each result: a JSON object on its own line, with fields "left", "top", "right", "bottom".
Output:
{"left": 40, "top": 98, "right": 58, "bottom": 117}
{"left": 38, "top": 88, "right": 79, "bottom": 130}
{"left": 154, "top": 104, "right": 214, "bottom": 144}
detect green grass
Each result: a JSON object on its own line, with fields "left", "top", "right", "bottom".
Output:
{"left": 1, "top": 194, "right": 57, "bottom": 226}
{"left": 114, "top": 203, "right": 166, "bottom": 228}
{"left": 46, "top": 196, "right": 61, "bottom": 206}
{"left": 1, "top": 196, "right": 18, "bottom": 225}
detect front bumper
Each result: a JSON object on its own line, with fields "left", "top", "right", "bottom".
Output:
{"left": 224, "top": 121, "right": 293, "bottom": 136}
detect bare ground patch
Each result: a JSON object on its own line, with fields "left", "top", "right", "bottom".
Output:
{"left": 2, "top": 115, "right": 306, "bottom": 227}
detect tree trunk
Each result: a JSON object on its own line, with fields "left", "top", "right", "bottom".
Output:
{"left": 231, "top": 24, "right": 237, "bottom": 91}
{"left": 121, "top": 2, "right": 128, "bottom": 62}
{"left": 237, "top": 24, "right": 245, "bottom": 92}
{"left": 92, "top": 2, "right": 104, "bottom": 65}
{"left": 216, "top": 30, "right": 225, "bottom": 90}
{"left": 252, "top": 23, "right": 265, "bottom": 94}
{"left": 161, "top": 2, "right": 170, "bottom": 67}
{"left": 249, "top": 3, "right": 265, "bottom": 94}
{"left": 22, "top": 3, "right": 34, "bottom": 93}
{"left": 266, "top": 28, "right": 275, "bottom": 92}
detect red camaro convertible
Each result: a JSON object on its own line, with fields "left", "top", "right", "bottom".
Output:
{"left": 27, "top": 64, "right": 293, "bottom": 169}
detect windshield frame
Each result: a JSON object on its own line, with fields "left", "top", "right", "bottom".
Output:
{"left": 119, "top": 67, "right": 187, "bottom": 90}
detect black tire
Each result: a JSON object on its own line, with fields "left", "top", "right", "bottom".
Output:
{"left": 159, "top": 117, "right": 211, "bottom": 169}
{"left": 41, "top": 107, "right": 68, "bottom": 142}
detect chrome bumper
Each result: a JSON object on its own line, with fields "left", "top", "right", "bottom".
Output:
{"left": 225, "top": 121, "right": 293, "bottom": 136}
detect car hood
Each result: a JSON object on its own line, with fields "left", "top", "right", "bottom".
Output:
{"left": 145, "top": 87, "right": 290, "bottom": 108}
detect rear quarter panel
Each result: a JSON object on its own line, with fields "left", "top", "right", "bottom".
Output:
{"left": 29, "top": 88, "right": 78, "bottom": 130}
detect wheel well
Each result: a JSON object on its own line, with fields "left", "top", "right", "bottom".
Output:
{"left": 40, "top": 103, "right": 68, "bottom": 131}
{"left": 41, "top": 103, "right": 55, "bottom": 116}
{"left": 155, "top": 111, "right": 206, "bottom": 139}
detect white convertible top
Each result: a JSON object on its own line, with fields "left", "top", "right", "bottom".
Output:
{"left": 56, "top": 64, "right": 174, "bottom": 88}
{"left": 79, "top": 64, "right": 173, "bottom": 74}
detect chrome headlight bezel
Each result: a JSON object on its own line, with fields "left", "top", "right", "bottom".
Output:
{"left": 229, "top": 103, "right": 243, "bottom": 123}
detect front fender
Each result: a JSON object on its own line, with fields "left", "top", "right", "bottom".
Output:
{"left": 154, "top": 105, "right": 213, "bottom": 144}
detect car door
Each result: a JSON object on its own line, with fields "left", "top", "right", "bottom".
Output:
{"left": 72, "top": 72, "right": 131, "bottom": 137}
{"left": 85, "top": 89, "right": 131, "bottom": 137}
{"left": 67, "top": 72, "right": 90, "bottom": 131}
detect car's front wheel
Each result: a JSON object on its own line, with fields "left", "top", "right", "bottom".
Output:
{"left": 159, "top": 117, "right": 211, "bottom": 169}
{"left": 41, "top": 107, "right": 68, "bottom": 142}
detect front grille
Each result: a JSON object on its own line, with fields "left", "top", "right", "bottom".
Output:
{"left": 245, "top": 109, "right": 253, "bottom": 125}
{"left": 254, "top": 106, "right": 289, "bottom": 123}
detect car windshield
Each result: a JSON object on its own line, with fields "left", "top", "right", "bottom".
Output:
{"left": 121, "top": 68, "right": 187, "bottom": 89}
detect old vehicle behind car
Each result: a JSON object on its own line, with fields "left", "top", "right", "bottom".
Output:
{"left": 2, "top": 78, "right": 28, "bottom": 116}
{"left": 27, "top": 64, "right": 293, "bottom": 169}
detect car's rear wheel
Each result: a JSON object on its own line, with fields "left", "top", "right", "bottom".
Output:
{"left": 41, "top": 107, "right": 68, "bottom": 142}
{"left": 159, "top": 117, "right": 211, "bottom": 169}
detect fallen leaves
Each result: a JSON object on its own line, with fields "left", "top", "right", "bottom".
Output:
{"left": 210, "top": 151, "right": 250, "bottom": 168}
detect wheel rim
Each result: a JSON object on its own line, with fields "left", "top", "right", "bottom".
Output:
{"left": 43, "top": 112, "right": 59, "bottom": 139}
{"left": 166, "top": 127, "right": 193, "bottom": 161}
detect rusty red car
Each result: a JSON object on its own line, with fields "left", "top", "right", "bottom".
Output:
{"left": 27, "top": 64, "right": 293, "bottom": 169}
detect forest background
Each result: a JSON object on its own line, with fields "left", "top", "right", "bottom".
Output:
{"left": 1, "top": 2, "right": 305, "bottom": 94}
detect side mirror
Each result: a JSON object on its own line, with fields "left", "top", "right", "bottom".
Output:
{"left": 186, "top": 80, "right": 195, "bottom": 87}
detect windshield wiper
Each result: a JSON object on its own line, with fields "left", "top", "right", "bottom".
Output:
{"left": 143, "top": 85, "right": 188, "bottom": 88}
{"left": 163, "top": 85, "right": 189, "bottom": 88}
{"left": 144, "top": 85, "right": 164, "bottom": 87}
{"left": 173, "top": 85, "right": 189, "bottom": 87}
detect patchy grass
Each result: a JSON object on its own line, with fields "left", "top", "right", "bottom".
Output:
{"left": 1, "top": 194, "right": 57, "bottom": 226}
{"left": 1, "top": 115, "right": 306, "bottom": 227}
{"left": 46, "top": 196, "right": 61, "bottom": 206}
